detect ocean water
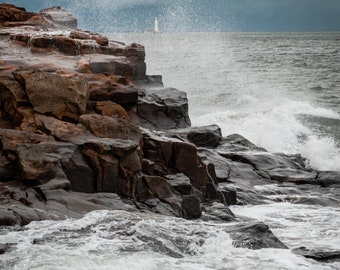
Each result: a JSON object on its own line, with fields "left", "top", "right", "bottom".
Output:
{"left": 110, "top": 32, "right": 340, "bottom": 171}
{"left": 1, "top": 32, "right": 340, "bottom": 269}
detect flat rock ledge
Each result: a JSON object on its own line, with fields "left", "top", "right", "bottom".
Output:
{"left": 1, "top": 4, "right": 340, "bottom": 252}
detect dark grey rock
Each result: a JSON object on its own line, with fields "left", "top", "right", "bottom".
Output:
{"left": 228, "top": 222, "right": 288, "bottom": 249}
{"left": 317, "top": 171, "right": 340, "bottom": 187}
{"left": 136, "top": 88, "right": 191, "bottom": 129}
{"left": 182, "top": 195, "right": 201, "bottom": 219}
{"left": 292, "top": 247, "right": 340, "bottom": 262}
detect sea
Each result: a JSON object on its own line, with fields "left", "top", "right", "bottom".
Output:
{"left": 1, "top": 32, "right": 340, "bottom": 270}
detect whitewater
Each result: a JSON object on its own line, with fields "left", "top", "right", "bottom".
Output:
{"left": 111, "top": 32, "right": 340, "bottom": 171}
{"left": 1, "top": 32, "right": 340, "bottom": 269}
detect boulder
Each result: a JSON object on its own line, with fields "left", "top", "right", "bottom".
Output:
{"left": 136, "top": 88, "right": 191, "bottom": 129}
{"left": 79, "top": 113, "right": 142, "bottom": 145}
{"left": 217, "top": 133, "right": 266, "bottom": 153}
{"left": 86, "top": 73, "right": 139, "bottom": 105}
{"left": 165, "top": 173, "right": 192, "bottom": 195}
{"left": 15, "top": 70, "right": 88, "bottom": 121}
{"left": 0, "top": 4, "right": 34, "bottom": 23}
{"left": 69, "top": 30, "right": 108, "bottom": 46}
{"left": 202, "top": 202, "right": 235, "bottom": 222}
{"left": 95, "top": 101, "right": 130, "bottom": 120}
{"left": 317, "top": 171, "right": 340, "bottom": 187}
{"left": 292, "top": 247, "right": 340, "bottom": 262}
{"left": 168, "top": 125, "right": 222, "bottom": 148}
{"left": 0, "top": 75, "right": 30, "bottom": 127}
{"left": 0, "top": 129, "right": 54, "bottom": 181}
{"left": 30, "top": 34, "right": 53, "bottom": 48}
{"left": 142, "top": 129, "right": 211, "bottom": 192}
{"left": 16, "top": 142, "right": 76, "bottom": 182}
{"left": 198, "top": 148, "right": 230, "bottom": 182}
{"left": 52, "top": 35, "right": 79, "bottom": 55}
{"left": 144, "top": 175, "right": 182, "bottom": 216}
{"left": 228, "top": 222, "right": 288, "bottom": 249}
{"left": 182, "top": 195, "right": 201, "bottom": 219}
{"left": 89, "top": 55, "right": 133, "bottom": 78}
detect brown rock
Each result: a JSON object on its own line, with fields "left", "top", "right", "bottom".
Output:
{"left": 30, "top": 34, "right": 53, "bottom": 48}
{"left": 86, "top": 73, "right": 138, "bottom": 105}
{"left": 144, "top": 175, "right": 182, "bottom": 216}
{"left": 80, "top": 113, "right": 142, "bottom": 145}
{"left": 0, "top": 128, "right": 53, "bottom": 151}
{"left": 89, "top": 55, "right": 133, "bottom": 78}
{"left": 17, "top": 70, "right": 88, "bottom": 121}
{"left": 15, "top": 106, "right": 36, "bottom": 131}
{"left": 17, "top": 142, "right": 76, "bottom": 181}
{"left": 0, "top": 75, "right": 29, "bottom": 125}
{"left": 52, "top": 35, "right": 79, "bottom": 55}
{"left": 76, "top": 57, "right": 91, "bottom": 73}
{"left": 0, "top": 4, "right": 34, "bottom": 23}
{"left": 95, "top": 101, "right": 130, "bottom": 120}
{"left": 34, "top": 114, "right": 94, "bottom": 144}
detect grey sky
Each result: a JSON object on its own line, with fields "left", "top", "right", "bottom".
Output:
{"left": 4, "top": 0, "right": 340, "bottom": 32}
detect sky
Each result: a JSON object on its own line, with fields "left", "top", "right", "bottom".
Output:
{"left": 4, "top": 0, "right": 340, "bottom": 32}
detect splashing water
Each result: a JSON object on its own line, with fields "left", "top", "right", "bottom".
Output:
{"left": 109, "top": 32, "right": 340, "bottom": 171}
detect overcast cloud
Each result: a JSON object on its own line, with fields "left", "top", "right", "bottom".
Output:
{"left": 5, "top": 0, "right": 340, "bottom": 32}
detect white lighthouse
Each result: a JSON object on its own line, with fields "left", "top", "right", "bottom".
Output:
{"left": 154, "top": 17, "right": 159, "bottom": 33}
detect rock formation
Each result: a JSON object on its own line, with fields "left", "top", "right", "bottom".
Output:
{"left": 0, "top": 4, "right": 339, "bottom": 253}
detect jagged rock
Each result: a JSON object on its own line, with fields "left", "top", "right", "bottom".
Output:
{"left": 165, "top": 173, "right": 192, "bottom": 195}
{"left": 52, "top": 35, "right": 79, "bottom": 55}
{"left": 16, "top": 142, "right": 76, "bottom": 182}
{"left": 217, "top": 133, "right": 266, "bottom": 153}
{"left": 89, "top": 55, "right": 133, "bottom": 78}
{"left": 292, "top": 247, "right": 340, "bottom": 262}
{"left": 34, "top": 114, "right": 93, "bottom": 144}
{"left": 135, "top": 75, "right": 164, "bottom": 89}
{"left": 82, "top": 140, "right": 141, "bottom": 195}
{"left": 228, "top": 222, "right": 288, "bottom": 249}
{"left": 14, "top": 69, "right": 88, "bottom": 121}
{"left": 0, "top": 129, "right": 54, "bottom": 181}
{"left": 0, "top": 128, "right": 53, "bottom": 151}
{"left": 124, "top": 43, "right": 146, "bottom": 81}
{"left": 30, "top": 34, "right": 53, "bottom": 48}
{"left": 0, "top": 74, "right": 30, "bottom": 127}
{"left": 0, "top": 207, "right": 20, "bottom": 226}
{"left": 142, "top": 129, "right": 210, "bottom": 191}
{"left": 182, "top": 195, "right": 201, "bottom": 219}
{"left": 86, "top": 73, "right": 139, "bottom": 105}
{"left": 219, "top": 147, "right": 318, "bottom": 185}
{"left": 171, "top": 125, "right": 222, "bottom": 148}
{"left": 136, "top": 88, "right": 191, "bottom": 129}
{"left": 95, "top": 101, "right": 130, "bottom": 120}
{"left": 317, "top": 171, "right": 340, "bottom": 187}
{"left": 79, "top": 113, "right": 142, "bottom": 144}
{"left": 0, "top": 4, "right": 34, "bottom": 23}
{"left": 202, "top": 202, "right": 235, "bottom": 222}
{"left": 144, "top": 175, "right": 182, "bottom": 216}
{"left": 69, "top": 30, "right": 108, "bottom": 46}
{"left": 2, "top": 4, "right": 339, "bottom": 234}
{"left": 198, "top": 148, "right": 230, "bottom": 182}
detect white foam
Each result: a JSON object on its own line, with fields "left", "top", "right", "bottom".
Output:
{"left": 2, "top": 209, "right": 338, "bottom": 270}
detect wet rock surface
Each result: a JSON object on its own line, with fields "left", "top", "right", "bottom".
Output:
{"left": 292, "top": 247, "right": 340, "bottom": 262}
{"left": 0, "top": 4, "right": 339, "bottom": 254}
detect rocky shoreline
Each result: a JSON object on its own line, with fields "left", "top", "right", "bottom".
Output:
{"left": 1, "top": 4, "right": 340, "bottom": 258}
